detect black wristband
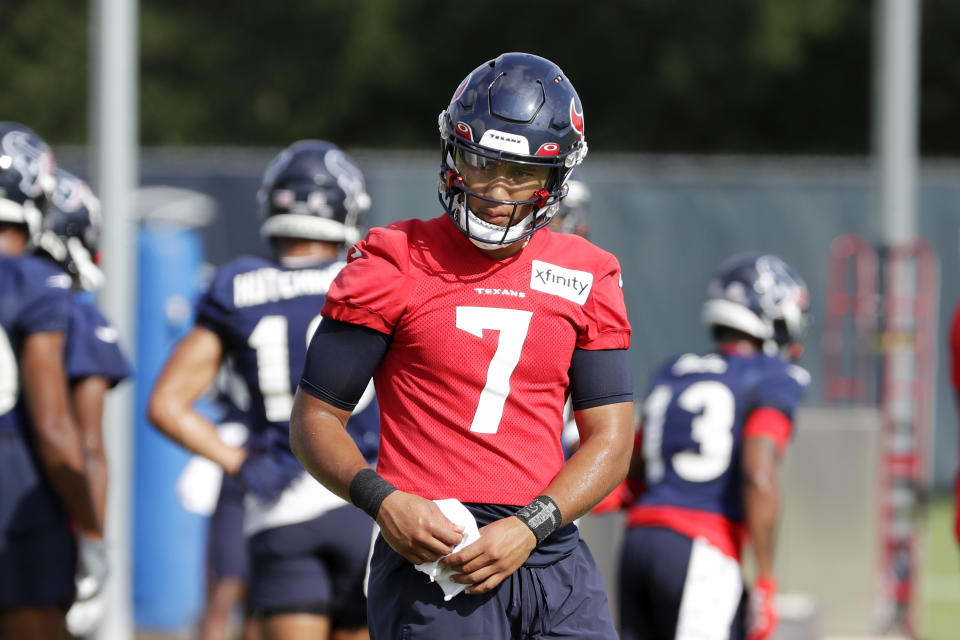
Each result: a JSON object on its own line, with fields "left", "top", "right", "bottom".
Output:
{"left": 348, "top": 468, "right": 397, "bottom": 520}
{"left": 514, "top": 495, "right": 563, "bottom": 544}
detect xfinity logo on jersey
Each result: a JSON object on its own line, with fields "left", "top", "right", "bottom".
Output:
{"left": 233, "top": 265, "right": 342, "bottom": 308}
{"left": 530, "top": 260, "right": 593, "bottom": 305}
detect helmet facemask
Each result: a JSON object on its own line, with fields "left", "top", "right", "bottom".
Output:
{"left": 438, "top": 117, "right": 576, "bottom": 250}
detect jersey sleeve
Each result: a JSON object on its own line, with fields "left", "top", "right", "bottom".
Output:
{"left": 752, "top": 362, "right": 809, "bottom": 420}
{"left": 320, "top": 227, "right": 418, "bottom": 334}
{"left": 577, "top": 252, "right": 631, "bottom": 350}
{"left": 194, "top": 265, "right": 235, "bottom": 335}
{"left": 742, "top": 406, "right": 793, "bottom": 453}
{"left": 18, "top": 264, "right": 72, "bottom": 335}
{"left": 64, "top": 302, "right": 132, "bottom": 386}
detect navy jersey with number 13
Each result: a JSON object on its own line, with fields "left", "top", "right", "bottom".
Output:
{"left": 628, "top": 351, "right": 808, "bottom": 559}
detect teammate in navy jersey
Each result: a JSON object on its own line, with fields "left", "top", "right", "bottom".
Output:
{"left": 289, "top": 53, "right": 633, "bottom": 639}
{"left": 32, "top": 168, "right": 132, "bottom": 636}
{"left": 617, "top": 253, "right": 811, "bottom": 640}
{"left": 149, "top": 140, "right": 379, "bottom": 640}
{"left": 0, "top": 123, "right": 101, "bottom": 640}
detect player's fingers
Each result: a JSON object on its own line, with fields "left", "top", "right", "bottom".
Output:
{"left": 381, "top": 528, "right": 446, "bottom": 564}
{"left": 425, "top": 516, "right": 465, "bottom": 547}
{"left": 413, "top": 529, "right": 462, "bottom": 559}
{"left": 440, "top": 537, "right": 486, "bottom": 569}
{"left": 443, "top": 547, "right": 490, "bottom": 574}
{"left": 450, "top": 559, "right": 498, "bottom": 586}
{"left": 464, "top": 569, "right": 507, "bottom": 594}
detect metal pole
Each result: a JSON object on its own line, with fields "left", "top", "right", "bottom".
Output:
{"left": 90, "top": 0, "right": 138, "bottom": 638}
{"left": 873, "top": 0, "right": 921, "bottom": 633}
{"left": 875, "top": 0, "right": 919, "bottom": 245}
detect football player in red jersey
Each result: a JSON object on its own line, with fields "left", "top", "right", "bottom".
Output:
{"left": 290, "top": 52, "right": 634, "bottom": 639}
{"left": 948, "top": 300, "right": 960, "bottom": 546}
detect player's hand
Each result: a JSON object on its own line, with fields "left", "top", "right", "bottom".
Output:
{"left": 236, "top": 450, "right": 302, "bottom": 502}
{"left": 67, "top": 591, "right": 107, "bottom": 637}
{"left": 376, "top": 491, "right": 464, "bottom": 565}
{"left": 747, "top": 576, "right": 778, "bottom": 640}
{"left": 75, "top": 535, "right": 109, "bottom": 601}
{"left": 441, "top": 515, "right": 537, "bottom": 595}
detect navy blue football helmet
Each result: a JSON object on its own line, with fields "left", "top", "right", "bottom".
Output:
{"left": 258, "top": 140, "right": 371, "bottom": 245}
{"left": 438, "top": 52, "right": 588, "bottom": 249}
{"left": 35, "top": 169, "right": 103, "bottom": 291}
{"left": 0, "top": 122, "right": 56, "bottom": 236}
{"left": 702, "top": 252, "right": 810, "bottom": 356}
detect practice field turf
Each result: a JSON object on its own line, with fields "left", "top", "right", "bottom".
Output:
{"left": 919, "top": 494, "right": 960, "bottom": 639}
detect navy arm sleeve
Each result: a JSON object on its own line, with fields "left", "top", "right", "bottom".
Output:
{"left": 569, "top": 348, "right": 633, "bottom": 410}
{"left": 299, "top": 318, "right": 390, "bottom": 411}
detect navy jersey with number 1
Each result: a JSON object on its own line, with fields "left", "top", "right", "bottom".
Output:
{"left": 194, "top": 255, "right": 380, "bottom": 499}
{"left": 627, "top": 350, "right": 809, "bottom": 559}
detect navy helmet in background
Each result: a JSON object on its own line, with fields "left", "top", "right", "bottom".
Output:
{"left": 701, "top": 252, "right": 810, "bottom": 359}
{"left": 0, "top": 122, "right": 56, "bottom": 236}
{"left": 257, "top": 140, "right": 371, "bottom": 246}
{"left": 35, "top": 168, "right": 104, "bottom": 291}
{"left": 438, "top": 52, "right": 588, "bottom": 249}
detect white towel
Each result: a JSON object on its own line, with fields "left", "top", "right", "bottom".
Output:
{"left": 414, "top": 499, "right": 481, "bottom": 601}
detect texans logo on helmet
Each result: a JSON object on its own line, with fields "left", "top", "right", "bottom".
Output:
{"left": 2, "top": 131, "right": 52, "bottom": 198}
{"left": 453, "top": 74, "right": 471, "bottom": 101}
{"left": 570, "top": 99, "right": 584, "bottom": 138}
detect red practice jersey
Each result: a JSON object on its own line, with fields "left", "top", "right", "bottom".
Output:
{"left": 322, "top": 215, "right": 631, "bottom": 505}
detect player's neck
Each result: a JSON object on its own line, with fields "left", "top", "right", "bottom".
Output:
{"left": 477, "top": 235, "right": 531, "bottom": 261}
{"left": 0, "top": 228, "right": 28, "bottom": 257}
{"left": 274, "top": 238, "right": 339, "bottom": 266}
{"left": 718, "top": 340, "right": 760, "bottom": 357}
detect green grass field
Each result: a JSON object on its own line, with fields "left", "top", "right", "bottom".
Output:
{"left": 919, "top": 494, "right": 960, "bottom": 639}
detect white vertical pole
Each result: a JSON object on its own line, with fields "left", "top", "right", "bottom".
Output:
{"left": 873, "top": 0, "right": 921, "bottom": 632}
{"left": 90, "top": 1, "right": 138, "bottom": 638}
{"left": 875, "top": 0, "right": 919, "bottom": 245}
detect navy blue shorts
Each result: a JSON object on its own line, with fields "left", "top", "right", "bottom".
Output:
{"left": 248, "top": 504, "right": 372, "bottom": 628}
{"left": 0, "top": 523, "right": 76, "bottom": 609}
{"left": 0, "top": 431, "right": 68, "bottom": 535}
{"left": 367, "top": 534, "right": 617, "bottom": 639}
{"left": 618, "top": 526, "right": 746, "bottom": 640}
{"left": 207, "top": 472, "right": 247, "bottom": 582}
{"left": 0, "top": 431, "right": 76, "bottom": 609}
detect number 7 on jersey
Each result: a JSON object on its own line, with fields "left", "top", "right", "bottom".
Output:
{"left": 456, "top": 306, "right": 533, "bottom": 434}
